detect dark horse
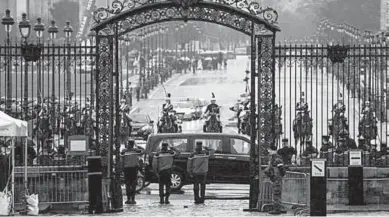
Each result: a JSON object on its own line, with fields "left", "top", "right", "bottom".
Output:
{"left": 81, "top": 109, "right": 96, "bottom": 149}
{"left": 158, "top": 111, "right": 177, "bottom": 133}
{"left": 293, "top": 110, "right": 312, "bottom": 151}
{"left": 33, "top": 109, "right": 52, "bottom": 155}
{"left": 204, "top": 111, "right": 222, "bottom": 133}
{"left": 116, "top": 111, "right": 132, "bottom": 145}
{"left": 273, "top": 105, "right": 283, "bottom": 147}
{"left": 358, "top": 110, "right": 378, "bottom": 147}
{"left": 328, "top": 110, "right": 348, "bottom": 144}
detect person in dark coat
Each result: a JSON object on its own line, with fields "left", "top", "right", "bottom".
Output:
{"left": 153, "top": 142, "right": 180, "bottom": 204}
{"left": 265, "top": 145, "right": 287, "bottom": 215}
{"left": 121, "top": 139, "right": 143, "bottom": 204}
{"left": 277, "top": 138, "right": 296, "bottom": 165}
{"left": 301, "top": 140, "right": 318, "bottom": 166}
{"left": 187, "top": 142, "right": 214, "bottom": 204}
{"left": 319, "top": 135, "right": 334, "bottom": 164}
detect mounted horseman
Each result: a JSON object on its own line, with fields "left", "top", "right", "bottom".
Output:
{"left": 33, "top": 103, "right": 52, "bottom": 154}
{"left": 358, "top": 100, "right": 378, "bottom": 146}
{"left": 328, "top": 94, "right": 349, "bottom": 144}
{"left": 81, "top": 99, "right": 96, "bottom": 149}
{"left": 202, "top": 93, "right": 222, "bottom": 133}
{"left": 293, "top": 92, "right": 312, "bottom": 150}
{"left": 158, "top": 93, "right": 179, "bottom": 133}
{"left": 117, "top": 98, "right": 133, "bottom": 145}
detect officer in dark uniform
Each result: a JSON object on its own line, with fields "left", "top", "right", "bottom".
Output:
{"left": 277, "top": 138, "right": 296, "bottom": 165}
{"left": 320, "top": 135, "right": 334, "bottom": 164}
{"left": 187, "top": 141, "right": 214, "bottom": 204}
{"left": 265, "top": 145, "right": 287, "bottom": 215}
{"left": 301, "top": 140, "right": 318, "bottom": 166}
{"left": 121, "top": 140, "right": 143, "bottom": 204}
{"left": 152, "top": 142, "right": 180, "bottom": 204}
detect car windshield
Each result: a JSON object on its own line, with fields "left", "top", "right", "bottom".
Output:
{"left": 129, "top": 115, "right": 147, "bottom": 123}
{"left": 174, "top": 102, "right": 192, "bottom": 108}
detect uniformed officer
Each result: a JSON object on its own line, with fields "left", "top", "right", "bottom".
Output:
{"left": 152, "top": 142, "right": 180, "bottom": 204}
{"left": 301, "top": 140, "right": 318, "bottom": 166}
{"left": 277, "top": 138, "right": 296, "bottom": 165}
{"left": 264, "top": 145, "right": 287, "bottom": 215}
{"left": 121, "top": 139, "right": 143, "bottom": 204}
{"left": 320, "top": 135, "right": 334, "bottom": 164}
{"left": 187, "top": 141, "right": 214, "bottom": 204}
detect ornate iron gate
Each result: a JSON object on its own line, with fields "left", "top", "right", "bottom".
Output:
{"left": 91, "top": 0, "right": 279, "bottom": 212}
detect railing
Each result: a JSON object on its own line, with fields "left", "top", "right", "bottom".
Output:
{"left": 13, "top": 165, "right": 88, "bottom": 205}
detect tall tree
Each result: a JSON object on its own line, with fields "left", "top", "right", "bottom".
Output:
{"left": 49, "top": 0, "right": 80, "bottom": 39}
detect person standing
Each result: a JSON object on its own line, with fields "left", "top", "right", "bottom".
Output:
{"left": 121, "top": 140, "right": 143, "bottom": 204}
{"left": 277, "top": 138, "right": 296, "bottom": 166}
{"left": 264, "top": 145, "right": 287, "bottom": 215}
{"left": 187, "top": 141, "right": 214, "bottom": 204}
{"left": 152, "top": 142, "right": 180, "bottom": 204}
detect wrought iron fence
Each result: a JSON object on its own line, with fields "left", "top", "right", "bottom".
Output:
{"left": 0, "top": 41, "right": 96, "bottom": 166}
{"left": 274, "top": 43, "right": 389, "bottom": 166}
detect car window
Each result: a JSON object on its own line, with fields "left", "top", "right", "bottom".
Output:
{"left": 129, "top": 115, "right": 147, "bottom": 123}
{"left": 230, "top": 138, "right": 250, "bottom": 155}
{"left": 155, "top": 138, "right": 188, "bottom": 152}
{"left": 193, "top": 139, "right": 223, "bottom": 153}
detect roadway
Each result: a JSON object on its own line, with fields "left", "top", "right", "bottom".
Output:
{"left": 131, "top": 55, "right": 388, "bottom": 153}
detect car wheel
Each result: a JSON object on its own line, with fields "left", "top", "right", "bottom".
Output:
{"left": 170, "top": 170, "right": 184, "bottom": 191}
{"left": 136, "top": 175, "right": 145, "bottom": 193}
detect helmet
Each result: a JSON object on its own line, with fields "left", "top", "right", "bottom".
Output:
{"left": 166, "top": 93, "right": 171, "bottom": 102}
{"left": 211, "top": 93, "right": 216, "bottom": 102}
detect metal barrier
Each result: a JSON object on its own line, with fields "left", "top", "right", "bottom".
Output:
{"left": 13, "top": 166, "right": 88, "bottom": 205}
{"left": 258, "top": 171, "right": 310, "bottom": 212}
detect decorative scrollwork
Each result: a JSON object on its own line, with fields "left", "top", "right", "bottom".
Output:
{"left": 92, "top": 0, "right": 278, "bottom": 27}
{"left": 117, "top": 6, "right": 254, "bottom": 35}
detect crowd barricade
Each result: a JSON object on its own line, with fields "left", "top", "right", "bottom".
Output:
{"left": 14, "top": 166, "right": 88, "bottom": 206}
{"left": 258, "top": 171, "right": 310, "bottom": 212}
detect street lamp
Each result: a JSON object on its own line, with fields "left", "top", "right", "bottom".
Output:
{"left": 87, "top": 30, "right": 96, "bottom": 108}
{"left": 2, "top": 9, "right": 15, "bottom": 114}
{"left": 63, "top": 21, "right": 73, "bottom": 101}
{"left": 48, "top": 20, "right": 58, "bottom": 105}
{"left": 33, "top": 17, "right": 45, "bottom": 104}
{"left": 18, "top": 13, "right": 31, "bottom": 119}
{"left": 48, "top": 20, "right": 58, "bottom": 39}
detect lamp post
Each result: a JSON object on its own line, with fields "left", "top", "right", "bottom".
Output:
{"left": 63, "top": 20, "right": 73, "bottom": 102}
{"left": 1, "top": 9, "right": 15, "bottom": 114}
{"left": 19, "top": 13, "right": 31, "bottom": 119}
{"left": 87, "top": 30, "right": 96, "bottom": 108}
{"left": 33, "top": 17, "right": 45, "bottom": 105}
{"left": 48, "top": 20, "right": 58, "bottom": 127}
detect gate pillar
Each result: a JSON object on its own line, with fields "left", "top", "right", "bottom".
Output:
{"left": 95, "top": 33, "right": 123, "bottom": 212}
{"left": 256, "top": 32, "right": 276, "bottom": 210}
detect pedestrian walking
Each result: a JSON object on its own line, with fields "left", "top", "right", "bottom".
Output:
{"left": 121, "top": 139, "right": 143, "bottom": 204}
{"left": 187, "top": 141, "right": 214, "bottom": 204}
{"left": 136, "top": 86, "right": 140, "bottom": 102}
{"left": 152, "top": 142, "right": 180, "bottom": 204}
{"left": 264, "top": 145, "right": 286, "bottom": 215}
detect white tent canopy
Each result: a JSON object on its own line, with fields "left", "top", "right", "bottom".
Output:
{"left": 0, "top": 111, "right": 28, "bottom": 137}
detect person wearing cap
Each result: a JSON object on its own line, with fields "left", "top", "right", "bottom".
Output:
{"left": 202, "top": 93, "right": 222, "bottom": 132}
{"left": 187, "top": 141, "right": 215, "bottom": 204}
{"left": 121, "top": 139, "right": 143, "bottom": 204}
{"left": 264, "top": 145, "right": 286, "bottom": 215}
{"left": 301, "top": 140, "right": 318, "bottom": 166}
{"left": 339, "top": 129, "right": 357, "bottom": 150}
{"left": 160, "top": 93, "right": 178, "bottom": 132}
{"left": 319, "top": 135, "right": 334, "bottom": 164}
{"left": 277, "top": 139, "right": 296, "bottom": 165}
{"left": 334, "top": 135, "right": 349, "bottom": 165}
{"left": 152, "top": 142, "right": 180, "bottom": 204}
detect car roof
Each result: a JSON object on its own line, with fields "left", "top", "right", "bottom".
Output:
{"left": 146, "top": 133, "right": 251, "bottom": 152}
